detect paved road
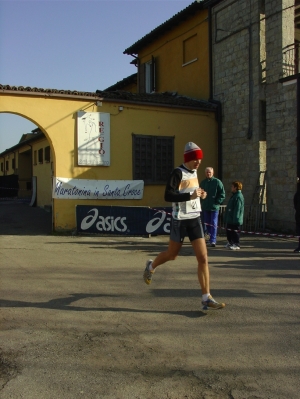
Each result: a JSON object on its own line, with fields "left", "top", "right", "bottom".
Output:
{"left": 0, "top": 201, "right": 299, "bottom": 398}
{"left": 0, "top": 200, "right": 52, "bottom": 235}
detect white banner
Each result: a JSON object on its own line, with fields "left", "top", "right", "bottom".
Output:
{"left": 53, "top": 177, "right": 144, "bottom": 200}
{"left": 77, "top": 111, "right": 110, "bottom": 166}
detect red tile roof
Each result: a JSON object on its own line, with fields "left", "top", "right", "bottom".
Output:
{"left": 0, "top": 84, "right": 217, "bottom": 110}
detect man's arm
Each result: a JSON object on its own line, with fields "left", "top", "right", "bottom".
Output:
{"left": 164, "top": 169, "right": 191, "bottom": 203}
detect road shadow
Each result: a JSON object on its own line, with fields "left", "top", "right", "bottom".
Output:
{"left": 0, "top": 201, "right": 52, "bottom": 236}
{"left": 0, "top": 292, "right": 212, "bottom": 318}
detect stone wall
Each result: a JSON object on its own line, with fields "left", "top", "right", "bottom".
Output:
{"left": 212, "top": 0, "right": 297, "bottom": 232}
{"left": 265, "top": 0, "right": 297, "bottom": 231}
{"left": 211, "top": 0, "right": 263, "bottom": 206}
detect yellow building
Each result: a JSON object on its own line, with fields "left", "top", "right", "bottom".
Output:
{"left": 0, "top": 87, "right": 218, "bottom": 232}
{"left": 104, "top": 73, "right": 137, "bottom": 93}
{"left": 0, "top": 130, "right": 52, "bottom": 204}
{"left": 123, "top": 1, "right": 209, "bottom": 99}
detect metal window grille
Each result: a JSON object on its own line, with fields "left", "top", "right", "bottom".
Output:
{"left": 133, "top": 135, "right": 174, "bottom": 184}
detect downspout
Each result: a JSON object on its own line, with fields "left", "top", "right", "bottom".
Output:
{"left": 247, "top": 25, "right": 253, "bottom": 139}
{"left": 297, "top": 76, "right": 300, "bottom": 179}
{"left": 208, "top": 4, "right": 223, "bottom": 180}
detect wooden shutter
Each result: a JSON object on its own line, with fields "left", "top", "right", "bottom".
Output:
{"left": 138, "top": 62, "right": 146, "bottom": 93}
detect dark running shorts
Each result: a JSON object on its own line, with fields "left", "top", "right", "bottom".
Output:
{"left": 170, "top": 216, "right": 204, "bottom": 243}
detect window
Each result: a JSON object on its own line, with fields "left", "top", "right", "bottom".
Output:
{"left": 1, "top": 162, "right": 3, "bottom": 172}
{"left": 45, "top": 146, "right": 51, "bottom": 162}
{"left": 183, "top": 35, "right": 198, "bottom": 66}
{"left": 33, "top": 150, "right": 37, "bottom": 165}
{"left": 6, "top": 160, "right": 9, "bottom": 171}
{"left": 138, "top": 56, "right": 156, "bottom": 93}
{"left": 132, "top": 134, "right": 174, "bottom": 184}
{"left": 12, "top": 158, "right": 15, "bottom": 170}
{"left": 38, "top": 148, "right": 43, "bottom": 164}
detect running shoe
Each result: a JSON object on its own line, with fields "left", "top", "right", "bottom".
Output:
{"left": 202, "top": 295, "right": 225, "bottom": 310}
{"left": 204, "top": 232, "right": 210, "bottom": 241}
{"left": 224, "top": 242, "right": 231, "bottom": 248}
{"left": 293, "top": 247, "right": 300, "bottom": 253}
{"left": 229, "top": 244, "right": 240, "bottom": 250}
{"left": 143, "top": 259, "right": 154, "bottom": 285}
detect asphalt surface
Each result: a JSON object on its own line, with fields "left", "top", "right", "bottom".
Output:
{"left": 0, "top": 200, "right": 300, "bottom": 399}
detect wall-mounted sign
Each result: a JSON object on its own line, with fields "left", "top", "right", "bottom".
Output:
{"left": 76, "top": 206, "right": 172, "bottom": 235}
{"left": 77, "top": 111, "right": 110, "bottom": 166}
{"left": 53, "top": 177, "right": 144, "bottom": 200}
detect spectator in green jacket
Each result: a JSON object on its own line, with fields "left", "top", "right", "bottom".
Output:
{"left": 224, "top": 181, "right": 245, "bottom": 250}
{"left": 200, "top": 167, "right": 225, "bottom": 247}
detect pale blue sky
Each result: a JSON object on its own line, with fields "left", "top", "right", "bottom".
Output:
{"left": 0, "top": 0, "right": 192, "bottom": 152}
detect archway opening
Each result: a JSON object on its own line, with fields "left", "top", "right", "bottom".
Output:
{"left": 0, "top": 113, "right": 53, "bottom": 235}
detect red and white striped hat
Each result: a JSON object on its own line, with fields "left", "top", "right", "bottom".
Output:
{"left": 184, "top": 142, "right": 203, "bottom": 163}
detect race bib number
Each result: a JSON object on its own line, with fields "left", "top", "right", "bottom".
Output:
{"left": 186, "top": 197, "right": 201, "bottom": 213}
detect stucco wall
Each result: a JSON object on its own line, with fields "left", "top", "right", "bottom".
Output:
{"left": 32, "top": 137, "right": 53, "bottom": 206}
{"left": 1, "top": 93, "right": 218, "bottom": 231}
{"left": 138, "top": 9, "right": 210, "bottom": 100}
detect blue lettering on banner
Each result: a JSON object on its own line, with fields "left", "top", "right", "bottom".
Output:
{"left": 76, "top": 206, "right": 171, "bottom": 235}
{"left": 103, "top": 184, "right": 121, "bottom": 198}
{"left": 122, "top": 184, "right": 141, "bottom": 197}
{"left": 55, "top": 181, "right": 91, "bottom": 197}
{"left": 55, "top": 180, "right": 143, "bottom": 199}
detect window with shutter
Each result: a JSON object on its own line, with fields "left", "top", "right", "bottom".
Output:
{"left": 38, "top": 148, "right": 43, "bottom": 164}
{"left": 45, "top": 146, "right": 51, "bottom": 162}
{"left": 33, "top": 150, "right": 37, "bottom": 165}
{"left": 132, "top": 134, "right": 174, "bottom": 184}
{"left": 138, "top": 56, "right": 156, "bottom": 93}
{"left": 183, "top": 34, "right": 198, "bottom": 66}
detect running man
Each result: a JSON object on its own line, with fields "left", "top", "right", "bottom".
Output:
{"left": 143, "top": 142, "right": 225, "bottom": 311}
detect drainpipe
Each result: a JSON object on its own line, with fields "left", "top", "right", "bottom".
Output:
{"left": 247, "top": 25, "right": 253, "bottom": 140}
{"left": 297, "top": 76, "right": 300, "bottom": 179}
{"left": 208, "top": 4, "right": 223, "bottom": 180}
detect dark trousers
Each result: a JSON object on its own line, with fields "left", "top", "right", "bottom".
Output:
{"left": 226, "top": 223, "right": 240, "bottom": 245}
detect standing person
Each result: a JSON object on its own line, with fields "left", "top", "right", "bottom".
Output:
{"left": 200, "top": 167, "right": 225, "bottom": 247}
{"left": 224, "top": 181, "right": 244, "bottom": 250}
{"left": 293, "top": 177, "right": 300, "bottom": 253}
{"left": 143, "top": 142, "right": 225, "bottom": 311}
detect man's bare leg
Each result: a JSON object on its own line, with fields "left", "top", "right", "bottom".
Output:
{"left": 143, "top": 239, "right": 181, "bottom": 285}
{"left": 191, "top": 237, "right": 225, "bottom": 309}
{"left": 191, "top": 237, "right": 209, "bottom": 294}
{"left": 152, "top": 239, "right": 182, "bottom": 269}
